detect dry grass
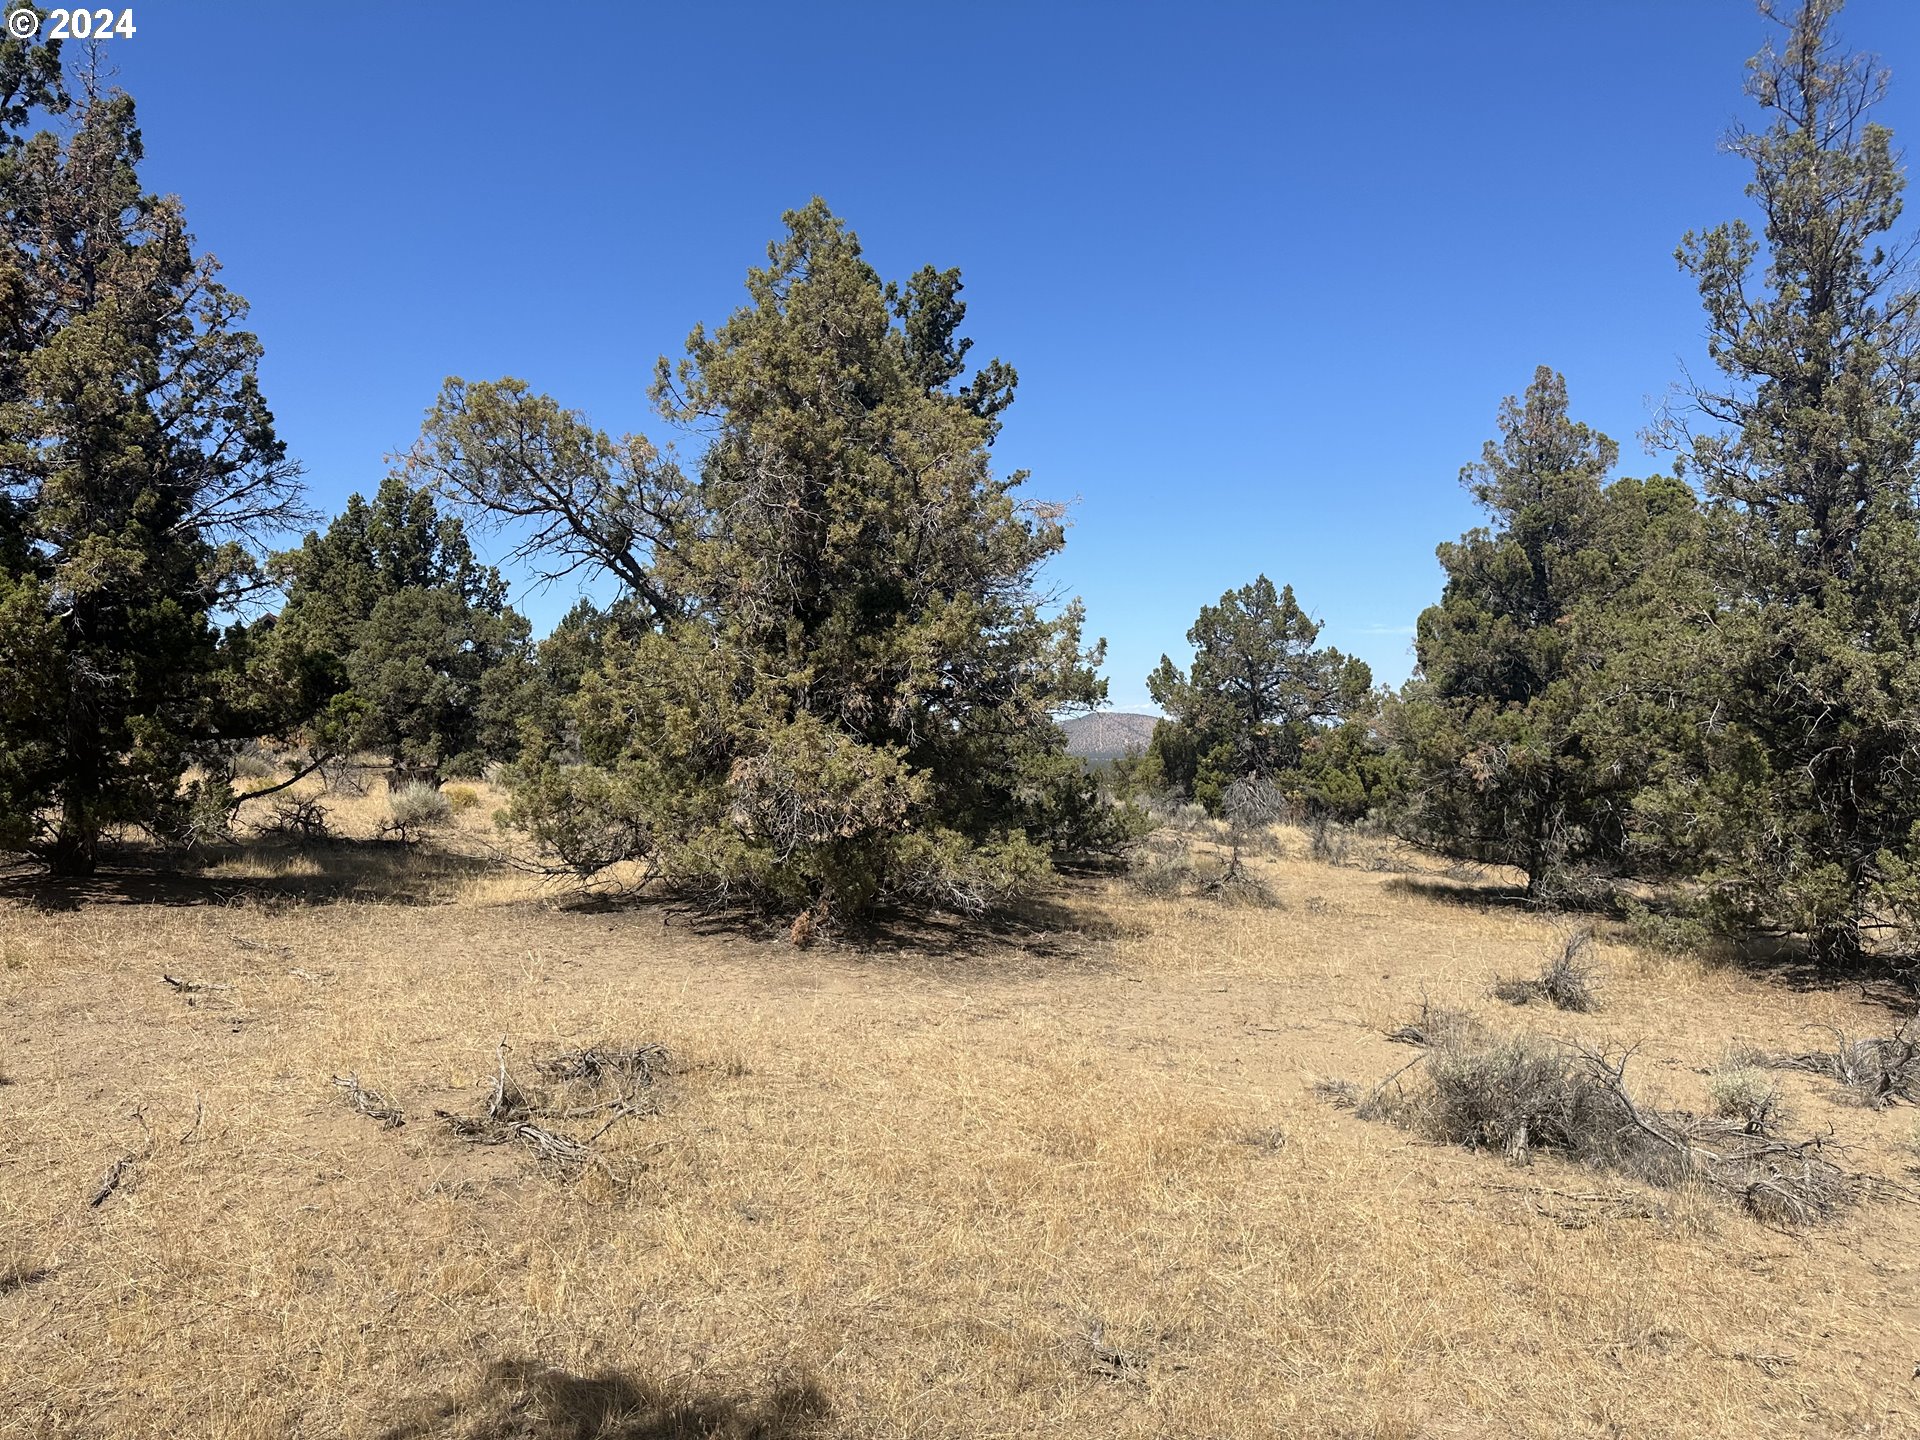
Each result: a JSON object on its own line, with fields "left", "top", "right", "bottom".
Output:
{"left": 2, "top": 801, "right": 1919, "bottom": 1436}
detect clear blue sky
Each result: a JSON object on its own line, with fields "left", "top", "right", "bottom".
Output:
{"left": 102, "top": 0, "right": 1920, "bottom": 709}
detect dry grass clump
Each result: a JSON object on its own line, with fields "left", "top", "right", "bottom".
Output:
{"left": 0, "top": 1248, "right": 49, "bottom": 1296}
{"left": 1493, "top": 927, "right": 1601, "bottom": 1011}
{"left": 1384, "top": 992, "right": 1487, "bottom": 1049}
{"left": 443, "top": 784, "right": 481, "bottom": 814}
{"left": 1330, "top": 1032, "right": 1858, "bottom": 1226}
{"left": 1761, "top": 1020, "right": 1920, "bottom": 1108}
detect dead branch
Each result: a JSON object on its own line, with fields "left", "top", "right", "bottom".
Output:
{"left": 332, "top": 1073, "right": 405, "bottom": 1129}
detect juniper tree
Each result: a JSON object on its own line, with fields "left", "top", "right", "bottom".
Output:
{"left": 1397, "top": 368, "right": 1701, "bottom": 896}
{"left": 1145, "top": 577, "right": 1372, "bottom": 813}
{"left": 413, "top": 200, "right": 1108, "bottom": 918}
{"left": 269, "top": 475, "right": 532, "bottom": 784}
{"left": 1651, "top": 0, "right": 1920, "bottom": 959}
{"left": 0, "top": 43, "right": 303, "bottom": 872}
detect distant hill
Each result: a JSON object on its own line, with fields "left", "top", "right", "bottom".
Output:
{"left": 1059, "top": 711, "right": 1159, "bottom": 763}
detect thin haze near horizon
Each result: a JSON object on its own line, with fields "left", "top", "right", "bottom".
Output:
{"left": 97, "top": 0, "right": 1920, "bottom": 710}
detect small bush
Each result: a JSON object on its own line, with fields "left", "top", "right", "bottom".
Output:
{"left": 1620, "top": 899, "right": 1716, "bottom": 956}
{"left": 231, "top": 748, "right": 277, "bottom": 781}
{"left": 1706, "top": 1062, "right": 1783, "bottom": 1135}
{"left": 384, "top": 782, "right": 452, "bottom": 843}
{"left": 1493, "top": 929, "right": 1600, "bottom": 1012}
{"left": 1308, "top": 816, "right": 1352, "bottom": 866}
{"left": 444, "top": 785, "right": 480, "bottom": 814}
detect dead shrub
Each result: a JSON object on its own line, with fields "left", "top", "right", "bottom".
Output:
{"left": 532, "top": 1042, "right": 669, "bottom": 1085}
{"left": 1493, "top": 928, "right": 1600, "bottom": 1011}
{"left": 435, "top": 1037, "right": 664, "bottom": 1176}
{"left": 1530, "top": 866, "right": 1616, "bottom": 912}
{"left": 1385, "top": 993, "right": 1486, "bottom": 1049}
{"left": 1762, "top": 1021, "right": 1920, "bottom": 1108}
{"left": 264, "top": 795, "right": 331, "bottom": 842}
{"left": 1199, "top": 861, "right": 1281, "bottom": 908}
{"left": 1328, "top": 1031, "right": 1858, "bottom": 1225}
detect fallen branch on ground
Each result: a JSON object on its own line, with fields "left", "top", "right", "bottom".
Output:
{"left": 332, "top": 1073, "right": 405, "bottom": 1128}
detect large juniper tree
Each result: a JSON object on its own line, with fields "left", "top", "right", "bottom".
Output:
{"left": 1398, "top": 367, "right": 1701, "bottom": 896}
{"left": 0, "top": 42, "right": 302, "bottom": 872}
{"left": 1651, "top": 0, "right": 1920, "bottom": 960}
{"left": 411, "top": 200, "right": 1108, "bottom": 920}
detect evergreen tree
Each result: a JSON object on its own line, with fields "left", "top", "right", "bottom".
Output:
{"left": 1653, "top": 0, "right": 1920, "bottom": 960}
{"left": 0, "top": 44, "right": 303, "bottom": 872}
{"left": 1145, "top": 577, "right": 1372, "bottom": 813}
{"left": 413, "top": 201, "right": 1108, "bottom": 920}
{"left": 270, "top": 475, "right": 531, "bottom": 784}
{"left": 1397, "top": 368, "right": 1700, "bottom": 896}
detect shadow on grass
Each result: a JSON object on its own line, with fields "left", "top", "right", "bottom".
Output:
{"left": 554, "top": 869, "right": 1125, "bottom": 974}
{"left": 1723, "top": 932, "right": 1920, "bottom": 1013}
{"left": 378, "top": 1359, "right": 831, "bottom": 1440}
{"left": 0, "top": 838, "right": 493, "bottom": 910}
{"left": 1381, "top": 875, "right": 1535, "bottom": 912}
{"left": 1384, "top": 871, "right": 1920, "bottom": 1012}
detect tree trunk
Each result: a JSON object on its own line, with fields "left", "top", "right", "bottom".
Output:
{"left": 44, "top": 805, "right": 98, "bottom": 877}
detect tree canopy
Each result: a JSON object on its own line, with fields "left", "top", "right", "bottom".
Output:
{"left": 1145, "top": 577, "right": 1372, "bottom": 813}
{"left": 416, "top": 200, "right": 1110, "bottom": 921}
{"left": 0, "top": 42, "right": 303, "bottom": 872}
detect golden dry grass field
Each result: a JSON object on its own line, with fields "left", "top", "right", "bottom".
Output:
{"left": 3, "top": 782, "right": 1919, "bottom": 1438}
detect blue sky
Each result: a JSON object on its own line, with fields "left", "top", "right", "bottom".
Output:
{"left": 100, "top": 0, "right": 1920, "bottom": 709}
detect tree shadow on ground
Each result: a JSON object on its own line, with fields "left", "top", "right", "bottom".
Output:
{"left": 554, "top": 869, "right": 1126, "bottom": 975}
{"left": 377, "top": 1359, "right": 831, "bottom": 1440}
{"left": 1723, "top": 932, "right": 1920, "bottom": 1014}
{"left": 1381, "top": 875, "right": 1536, "bottom": 912}
{"left": 0, "top": 838, "right": 493, "bottom": 911}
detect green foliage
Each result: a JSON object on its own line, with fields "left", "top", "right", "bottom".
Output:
{"left": 1291, "top": 719, "right": 1402, "bottom": 823}
{"left": 0, "top": 45, "right": 304, "bottom": 872}
{"left": 1642, "top": 0, "right": 1920, "bottom": 961}
{"left": 1395, "top": 367, "right": 1704, "bottom": 895}
{"left": 1146, "top": 577, "right": 1372, "bottom": 814}
{"left": 432, "top": 200, "right": 1107, "bottom": 919}
{"left": 269, "top": 475, "right": 532, "bottom": 783}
